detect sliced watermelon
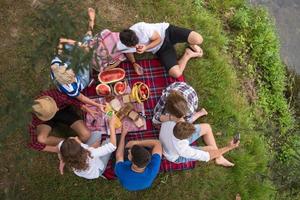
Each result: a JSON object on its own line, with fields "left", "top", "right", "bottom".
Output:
{"left": 98, "top": 68, "right": 125, "bottom": 84}
{"left": 114, "top": 81, "right": 126, "bottom": 95}
{"left": 96, "top": 83, "right": 111, "bottom": 96}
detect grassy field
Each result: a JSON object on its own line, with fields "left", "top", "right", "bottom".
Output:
{"left": 1, "top": 0, "right": 295, "bottom": 199}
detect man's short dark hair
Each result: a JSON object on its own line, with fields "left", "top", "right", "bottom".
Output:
{"left": 131, "top": 145, "right": 151, "bottom": 168}
{"left": 120, "top": 29, "right": 139, "bottom": 47}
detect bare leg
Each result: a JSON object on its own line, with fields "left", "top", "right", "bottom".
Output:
{"left": 70, "top": 120, "right": 91, "bottom": 142}
{"left": 87, "top": 7, "right": 95, "bottom": 35}
{"left": 200, "top": 123, "right": 234, "bottom": 167}
{"left": 187, "top": 31, "right": 203, "bottom": 56}
{"left": 36, "top": 124, "right": 64, "bottom": 146}
{"left": 57, "top": 8, "right": 95, "bottom": 54}
{"left": 168, "top": 48, "right": 201, "bottom": 78}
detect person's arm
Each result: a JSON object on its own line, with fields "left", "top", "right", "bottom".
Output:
{"left": 137, "top": 31, "right": 161, "bottom": 54}
{"left": 152, "top": 94, "right": 167, "bottom": 124}
{"left": 125, "top": 53, "right": 136, "bottom": 64}
{"left": 81, "top": 104, "right": 100, "bottom": 118}
{"left": 115, "top": 126, "right": 129, "bottom": 163}
{"left": 125, "top": 53, "right": 143, "bottom": 75}
{"left": 104, "top": 60, "right": 122, "bottom": 70}
{"left": 76, "top": 93, "right": 106, "bottom": 112}
{"left": 126, "top": 139, "right": 162, "bottom": 156}
{"left": 89, "top": 116, "right": 118, "bottom": 157}
{"left": 59, "top": 38, "right": 90, "bottom": 52}
{"left": 159, "top": 114, "right": 184, "bottom": 123}
{"left": 108, "top": 115, "right": 117, "bottom": 147}
{"left": 41, "top": 145, "right": 60, "bottom": 153}
{"left": 189, "top": 108, "right": 208, "bottom": 123}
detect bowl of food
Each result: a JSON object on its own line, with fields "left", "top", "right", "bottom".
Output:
{"left": 131, "top": 82, "right": 150, "bottom": 103}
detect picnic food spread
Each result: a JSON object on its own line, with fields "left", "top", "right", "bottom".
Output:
{"left": 96, "top": 68, "right": 128, "bottom": 96}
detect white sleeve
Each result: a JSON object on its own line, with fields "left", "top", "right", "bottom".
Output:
{"left": 89, "top": 143, "right": 117, "bottom": 157}
{"left": 144, "top": 24, "right": 155, "bottom": 39}
{"left": 176, "top": 140, "right": 210, "bottom": 162}
{"left": 57, "top": 140, "right": 64, "bottom": 151}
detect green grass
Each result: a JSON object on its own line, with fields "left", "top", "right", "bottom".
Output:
{"left": 2, "top": 0, "right": 295, "bottom": 199}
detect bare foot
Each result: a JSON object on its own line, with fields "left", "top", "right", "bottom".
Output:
{"left": 236, "top": 194, "right": 241, "bottom": 200}
{"left": 88, "top": 8, "right": 95, "bottom": 30}
{"left": 215, "top": 156, "right": 234, "bottom": 167}
{"left": 189, "top": 44, "right": 201, "bottom": 53}
{"left": 133, "top": 63, "right": 144, "bottom": 75}
{"left": 188, "top": 45, "right": 203, "bottom": 57}
{"left": 198, "top": 108, "right": 208, "bottom": 117}
{"left": 185, "top": 48, "right": 202, "bottom": 58}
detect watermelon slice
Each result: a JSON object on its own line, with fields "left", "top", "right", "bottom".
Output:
{"left": 114, "top": 81, "right": 126, "bottom": 95}
{"left": 98, "top": 68, "right": 125, "bottom": 84}
{"left": 96, "top": 83, "right": 111, "bottom": 96}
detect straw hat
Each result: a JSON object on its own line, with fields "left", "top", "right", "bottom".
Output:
{"left": 32, "top": 96, "right": 58, "bottom": 121}
{"left": 51, "top": 64, "right": 76, "bottom": 85}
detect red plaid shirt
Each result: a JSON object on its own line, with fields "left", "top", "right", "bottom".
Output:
{"left": 28, "top": 89, "right": 83, "bottom": 151}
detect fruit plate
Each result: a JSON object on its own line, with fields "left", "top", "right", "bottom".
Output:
{"left": 131, "top": 82, "right": 150, "bottom": 103}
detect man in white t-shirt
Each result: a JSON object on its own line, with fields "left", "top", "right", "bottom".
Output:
{"left": 159, "top": 121, "right": 239, "bottom": 166}
{"left": 117, "top": 22, "right": 203, "bottom": 77}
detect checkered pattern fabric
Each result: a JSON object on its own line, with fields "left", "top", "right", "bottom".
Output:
{"left": 152, "top": 82, "right": 199, "bottom": 124}
{"left": 82, "top": 59, "right": 196, "bottom": 180}
{"left": 84, "top": 96, "right": 147, "bottom": 133}
{"left": 28, "top": 89, "right": 83, "bottom": 151}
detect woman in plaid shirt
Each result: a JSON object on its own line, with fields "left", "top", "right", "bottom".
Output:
{"left": 152, "top": 82, "right": 207, "bottom": 124}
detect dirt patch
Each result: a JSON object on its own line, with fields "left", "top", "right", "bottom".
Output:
{"left": 94, "top": 0, "right": 137, "bottom": 30}
{"left": 242, "top": 78, "right": 258, "bottom": 103}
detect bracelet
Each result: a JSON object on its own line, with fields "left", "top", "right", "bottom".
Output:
{"left": 76, "top": 41, "right": 82, "bottom": 47}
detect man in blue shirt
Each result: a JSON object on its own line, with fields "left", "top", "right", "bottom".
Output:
{"left": 115, "top": 127, "right": 162, "bottom": 191}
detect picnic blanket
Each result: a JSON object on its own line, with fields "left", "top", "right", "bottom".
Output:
{"left": 82, "top": 58, "right": 197, "bottom": 179}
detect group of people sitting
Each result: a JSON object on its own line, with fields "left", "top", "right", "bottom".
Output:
{"left": 29, "top": 8, "right": 240, "bottom": 191}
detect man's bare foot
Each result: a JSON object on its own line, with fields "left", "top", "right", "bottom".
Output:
{"left": 88, "top": 8, "right": 95, "bottom": 30}
{"left": 133, "top": 63, "right": 143, "bottom": 75}
{"left": 185, "top": 48, "right": 202, "bottom": 58}
{"left": 188, "top": 45, "right": 203, "bottom": 57}
{"left": 198, "top": 108, "right": 208, "bottom": 117}
{"left": 189, "top": 44, "right": 201, "bottom": 53}
{"left": 215, "top": 156, "right": 234, "bottom": 167}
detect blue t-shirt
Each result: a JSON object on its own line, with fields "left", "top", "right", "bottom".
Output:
{"left": 50, "top": 57, "right": 83, "bottom": 98}
{"left": 115, "top": 154, "right": 161, "bottom": 191}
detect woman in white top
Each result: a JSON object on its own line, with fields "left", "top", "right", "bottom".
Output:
{"left": 58, "top": 116, "right": 117, "bottom": 179}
